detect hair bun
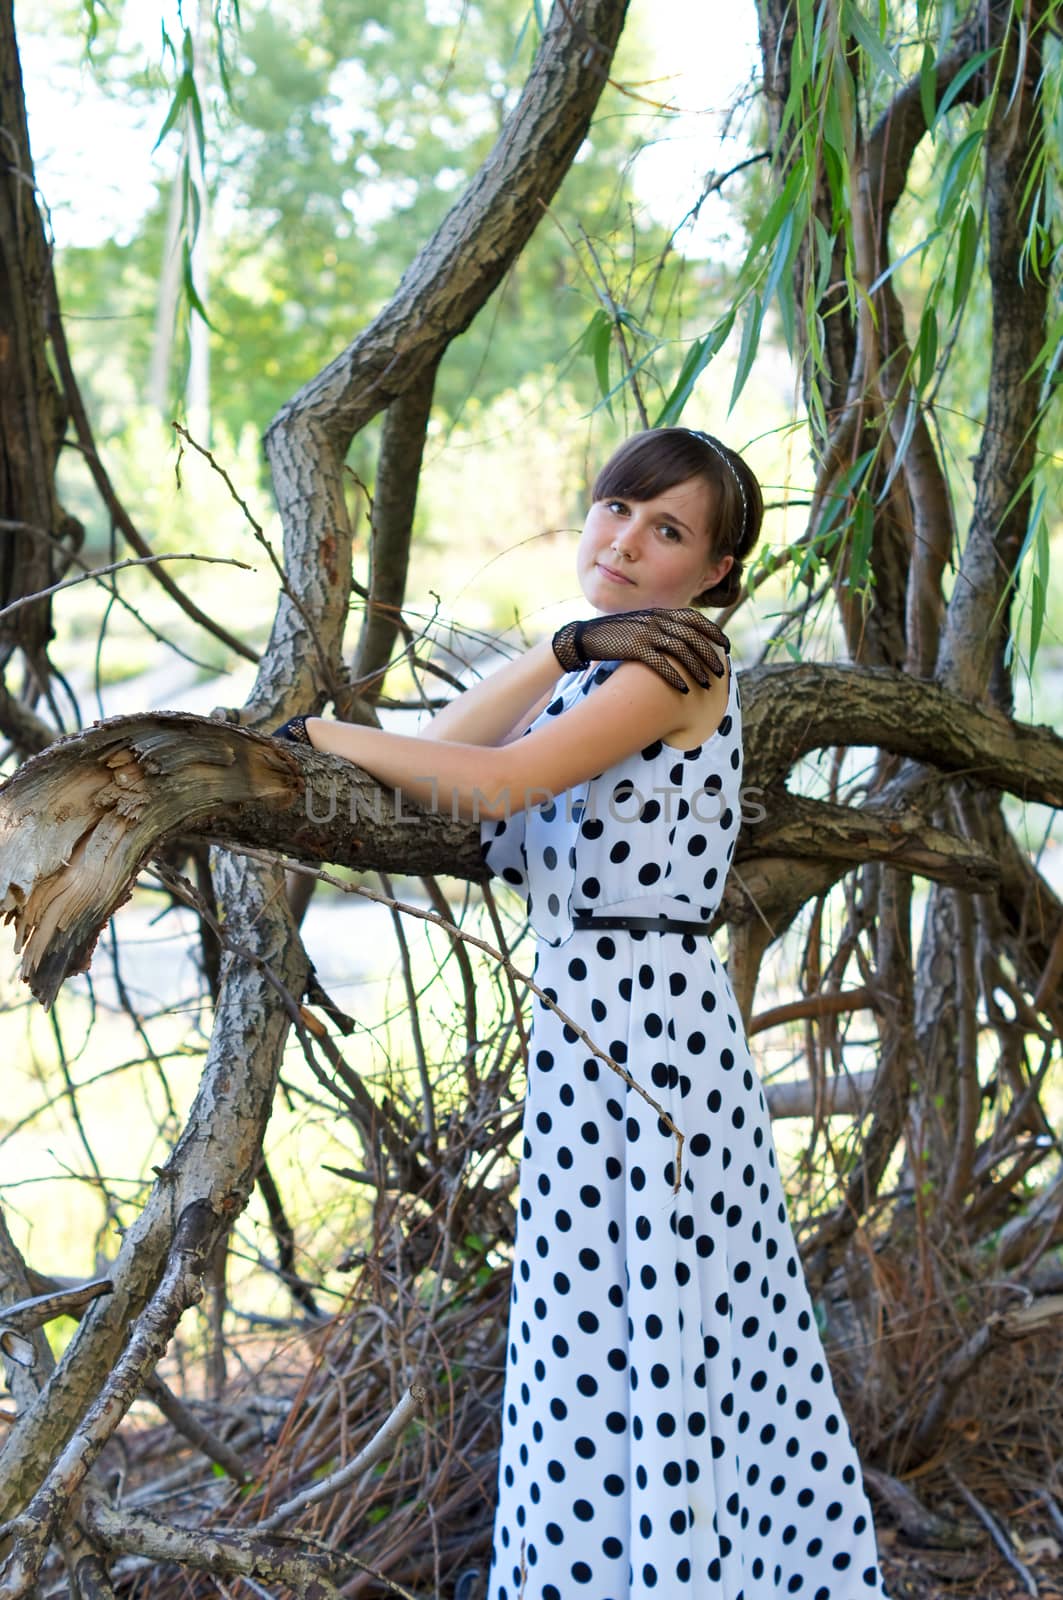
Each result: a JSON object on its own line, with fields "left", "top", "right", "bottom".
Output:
{"left": 695, "top": 559, "right": 744, "bottom": 609}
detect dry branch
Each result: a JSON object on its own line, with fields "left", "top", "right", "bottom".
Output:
{"left": 86, "top": 1499, "right": 357, "bottom": 1596}
{"left": 0, "top": 1281, "right": 112, "bottom": 1339}
{"left": 257, "top": 1379, "right": 427, "bottom": 1531}
{"left": 143, "top": 1376, "right": 250, "bottom": 1485}
{"left": 0, "top": 1202, "right": 216, "bottom": 1597}
{"left": 761, "top": 1067, "right": 878, "bottom": 1119}
{"left": 946, "top": 1466, "right": 1040, "bottom": 1597}
{"left": 861, "top": 1466, "right": 969, "bottom": 1549}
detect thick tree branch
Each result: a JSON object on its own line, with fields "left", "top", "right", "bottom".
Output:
{"left": 935, "top": 24, "right": 1049, "bottom": 706}
{"left": 0, "top": 1209, "right": 53, "bottom": 1421}
{"left": 742, "top": 662, "right": 1062, "bottom": 798}
{"left": 1, "top": 663, "right": 1058, "bottom": 1006}
{"left": 0, "top": 856, "right": 309, "bottom": 1527}
{"left": 266, "top": 0, "right": 630, "bottom": 454}
{"left": 350, "top": 363, "right": 441, "bottom": 702}
{"left": 747, "top": 790, "right": 999, "bottom": 887}
{"left": 856, "top": 20, "right": 1000, "bottom": 675}
{"left": 760, "top": 1065, "right": 879, "bottom": 1120}
{"left": 0, "top": 0, "right": 81, "bottom": 668}
{"left": 863, "top": 13, "right": 994, "bottom": 221}
{"left": 0, "top": 677, "right": 53, "bottom": 755}
{"left": 0, "top": 712, "right": 479, "bottom": 1006}
{"left": 0, "top": 1279, "right": 112, "bottom": 1338}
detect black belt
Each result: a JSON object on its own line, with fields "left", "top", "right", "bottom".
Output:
{"left": 572, "top": 909, "right": 714, "bottom": 936}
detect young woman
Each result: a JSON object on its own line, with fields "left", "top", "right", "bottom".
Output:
{"left": 273, "top": 427, "right": 891, "bottom": 1600}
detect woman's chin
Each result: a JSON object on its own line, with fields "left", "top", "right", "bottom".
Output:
{"left": 583, "top": 576, "right": 640, "bottom": 610}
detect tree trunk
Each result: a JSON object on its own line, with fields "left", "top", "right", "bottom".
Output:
{"left": 0, "top": 0, "right": 82, "bottom": 685}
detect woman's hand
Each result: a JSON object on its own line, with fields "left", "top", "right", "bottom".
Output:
{"left": 270, "top": 714, "right": 314, "bottom": 745}
{"left": 552, "top": 608, "right": 729, "bottom": 694}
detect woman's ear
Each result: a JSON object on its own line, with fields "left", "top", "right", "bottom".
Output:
{"left": 699, "top": 552, "right": 733, "bottom": 592}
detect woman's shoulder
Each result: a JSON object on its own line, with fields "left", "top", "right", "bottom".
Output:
{"left": 599, "top": 653, "right": 732, "bottom": 750}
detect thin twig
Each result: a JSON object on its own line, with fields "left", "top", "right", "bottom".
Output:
{"left": 0, "top": 552, "right": 252, "bottom": 625}
{"left": 256, "top": 1381, "right": 426, "bottom": 1531}
{"left": 945, "top": 1465, "right": 1039, "bottom": 1596}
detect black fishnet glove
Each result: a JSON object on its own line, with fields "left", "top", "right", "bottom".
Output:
{"left": 552, "top": 608, "right": 730, "bottom": 693}
{"left": 270, "top": 714, "right": 314, "bottom": 745}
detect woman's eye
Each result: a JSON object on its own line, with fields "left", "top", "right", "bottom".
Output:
{"left": 660, "top": 524, "right": 682, "bottom": 541}
{"left": 607, "top": 500, "right": 628, "bottom": 514}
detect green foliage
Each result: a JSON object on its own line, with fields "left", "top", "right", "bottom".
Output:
{"left": 581, "top": 309, "right": 617, "bottom": 417}
{"left": 34, "top": 0, "right": 1063, "bottom": 683}
{"left": 615, "top": 0, "right": 1063, "bottom": 667}
{"left": 48, "top": 0, "right": 684, "bottom": 444}
{"left": 81, "top": 0, "right": 104, "bottom": 51}
{"left": 654, "top": 315, "right": 735, "bottom": 427}
{"left": 154, "top": 6, "right": 241, "bottom": 350}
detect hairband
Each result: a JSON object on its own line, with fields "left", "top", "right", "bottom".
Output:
{"left": 684, "top": 428, "right": 748, "bottom": 544}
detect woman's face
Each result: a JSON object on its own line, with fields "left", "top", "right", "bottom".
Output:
{"left": 576, "top": 475, "right": 733, "bottom": 613}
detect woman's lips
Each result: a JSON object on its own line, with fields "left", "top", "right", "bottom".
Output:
{"left": 597, "top": 562, "right": 635, "bottom": 585}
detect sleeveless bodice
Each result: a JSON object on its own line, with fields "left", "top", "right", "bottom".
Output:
{"left": 479, "top": 655, "right": 743, "bottom": 947}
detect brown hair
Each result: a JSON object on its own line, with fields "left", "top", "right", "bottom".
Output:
{"left": 591, "top": 427, "right": 764, "bottom": 608}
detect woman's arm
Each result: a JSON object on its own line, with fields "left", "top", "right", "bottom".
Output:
{"left": 417, "top": 635, "right": 564, "bottom": 747}
{"left": 497, "top": 684, "right": 557, "bottom": 744}
{"left": 306, "top": 656, "right": 713, "bottom": 823}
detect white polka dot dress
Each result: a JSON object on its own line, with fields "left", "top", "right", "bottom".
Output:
{"left": 479, "top": 656, "right": 891, "bottom": 1600}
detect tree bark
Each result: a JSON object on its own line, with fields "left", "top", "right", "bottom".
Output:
{"left": 0, "top": 0, "right": 81, "bottom": 676}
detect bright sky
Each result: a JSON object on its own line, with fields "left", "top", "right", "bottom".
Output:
{"left": 21, "top": 0, "right": 761, "bottom": 253}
